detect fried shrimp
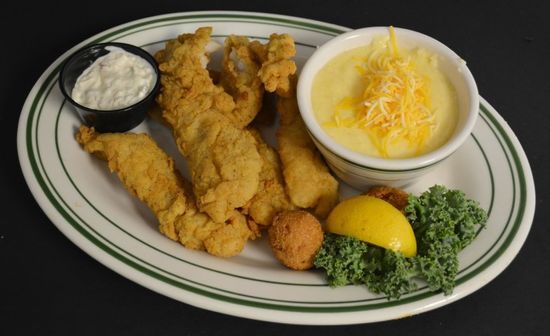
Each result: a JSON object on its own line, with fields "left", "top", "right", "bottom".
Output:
{"left": 250, "top": 33, "right": 297, "bottom": 96}
{"left": 219, "top": 35, "right": 264, "bottom": 128}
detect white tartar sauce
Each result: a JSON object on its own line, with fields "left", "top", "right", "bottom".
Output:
{"left": 71, "top": 46, "right": 156, "bottom": 110}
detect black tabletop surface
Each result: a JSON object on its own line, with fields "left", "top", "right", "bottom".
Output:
{"left": 2, "top": 1, "right": 548, "bottom": 335}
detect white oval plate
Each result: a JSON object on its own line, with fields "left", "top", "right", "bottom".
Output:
{"left": 17, "top": 11, "right": 535, "bottom": 325}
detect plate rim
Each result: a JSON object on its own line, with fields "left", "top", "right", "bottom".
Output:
{"left": 16, "top": 10, "right": 536, "bottom": 325}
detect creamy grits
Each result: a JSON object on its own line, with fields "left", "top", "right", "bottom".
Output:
{"left": 312, "top": 34, "right": 458, "bottom": 159}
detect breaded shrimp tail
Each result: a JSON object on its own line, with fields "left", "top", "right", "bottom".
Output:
{"left": 76, "top": 126, "right": 250, "bottom": 257}
{"left": 275, "top": 77, "right": 339, "bottom": 218}
{"left": 155, "top": 27, "right": 263, "bottom": 223}
{"left": 219, "top": 35, "right": 264, "bottom": 128}
{"left": 218, "top": 33, "right": 297, "bottom": 129}
{"left": 250, "top": 33, "right": 297, "bottom": 96}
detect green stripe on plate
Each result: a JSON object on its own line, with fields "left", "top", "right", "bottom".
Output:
{"left": 86, "top": 13, "right": 345, "bottom": 44}
{"left": 454, "top": 105, "right": 526, "bottom": 286}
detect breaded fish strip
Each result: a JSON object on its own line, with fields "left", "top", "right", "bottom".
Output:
{"left": 275, "top": 77, "right": 339, "bottom": 218}
{"left": 251, "top": 34, "right": 338, "bottom": 218}
{"left": 250, "top": 33, "right": 297, "bottom": 96}
{"left": 76, "top": 126, "right": 250, "bottom": 257}
{"left": 155, "top": 27, "right": 262, "bottom": 223}
{"left": 243, "top": 129, "right": 296, "bottom": 230}
{"left": 219, "top": 35, "right": 264, "bottom": 128}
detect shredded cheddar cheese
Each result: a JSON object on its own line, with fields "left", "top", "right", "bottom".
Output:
{"left": 329, "top": 26, "right": 435, "bottom": 157}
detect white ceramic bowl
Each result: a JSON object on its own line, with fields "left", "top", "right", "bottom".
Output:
{"left": 297, "top": 27, "right": 479, "bottom": 189}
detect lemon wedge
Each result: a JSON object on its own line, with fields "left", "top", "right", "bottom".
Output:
{"left": 326, "top": 195, "right": 417, "bottom": 257}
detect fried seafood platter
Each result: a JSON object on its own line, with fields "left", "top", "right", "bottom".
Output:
{"left": 77, "top": 27, "right": 339, "bottom": 258}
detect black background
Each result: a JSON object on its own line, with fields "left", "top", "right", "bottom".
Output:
{"left": 2, "top": 1, "right": 549, "bottom": 335}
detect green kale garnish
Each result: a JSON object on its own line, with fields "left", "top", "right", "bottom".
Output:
{"left": 362, "top": 247, "right": 419, "bottom": 299}
{"left": 314, "top": 234, "right": 368, "bottom": 287}
{"left": 314, "top": 185, "right": 488, "bottom": 299}
{"left": 406, "top": 185, "right": 488, "bottom": 294}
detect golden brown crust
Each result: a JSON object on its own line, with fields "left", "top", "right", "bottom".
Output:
{"left": 250, "top": 33, "right": 297, "bottom": 96}
{"left": 155, "top": 27, "right": 263, "bottom": 224}
{"left": 268, "top": 210, "right": 324, "bottom": 270}
{"left": 76, "top": 125, "right": 249, "bottom": 258}
{"left": 219, "top": 35, "right": 264, "bottom": 128}
{"left": 242, "top": 129, "right": 296, "bottom": 227}
{"left": 365, "top": 186, "right": 409, "bottom": 212}
{"left": 275, "top": 76, "right": 339, "bottom": 218}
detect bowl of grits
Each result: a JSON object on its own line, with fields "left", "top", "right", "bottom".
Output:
{"left": 297, "top": 26, "right": 479, "bottom": 189}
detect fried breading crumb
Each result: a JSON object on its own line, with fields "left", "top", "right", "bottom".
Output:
{"left": 268, "top": 210, "right": 324, "bottom": 270}
{"left": 365, "top": 186, "right": 409, "bottom": 212}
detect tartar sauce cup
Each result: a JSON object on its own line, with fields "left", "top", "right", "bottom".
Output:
{"left": 59, "top": 42, "right": 160, "bottom": 133}
{"left": 297, "top": 27, "right": 479, "bottom": 190}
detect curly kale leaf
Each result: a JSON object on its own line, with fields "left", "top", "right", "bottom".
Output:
{"left": 405, "top": 185, "right": 488, "bottom": 294}
{"left": 314, "top": 233, "right": 368, "bottom": 287}
{"left": 362, "top": 247, "right": 419, "bottom": 299}
{"left": 314, "top": 185, "right": 488, "bottom": 299}
{"left": 314, "top": 234, "right": 418, "bottom": 299}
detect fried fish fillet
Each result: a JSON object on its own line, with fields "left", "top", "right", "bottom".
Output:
{"left": 250, "top": 35, "right": 338, "bottom": 218}
{"left": 243, "top": 129, "right": 296, "bottom": 230}
{"left": 250, "top": 33, "right": 298, "bottom": 96}
{"left": 275, "top": 77, "right": 339, "bottom": 218}
{"left": 215, "top": 33, "right": 299, "bottom": 231}
{"left": 155, "top": 27, "right": 263, "bottom": 224}
{"left": 219, "top": 35, "right": 264, "bottom": 128}
{"left": 76, "top": 126, "right": 250, "bottom": 257}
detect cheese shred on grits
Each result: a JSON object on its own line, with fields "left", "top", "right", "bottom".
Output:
{"left": 312, "top": 27, "right": 458, "bottom": 158}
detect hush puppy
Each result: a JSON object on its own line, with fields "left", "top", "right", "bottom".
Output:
{"left": 268, "top": 210, "right": 324, "bottom": 270}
